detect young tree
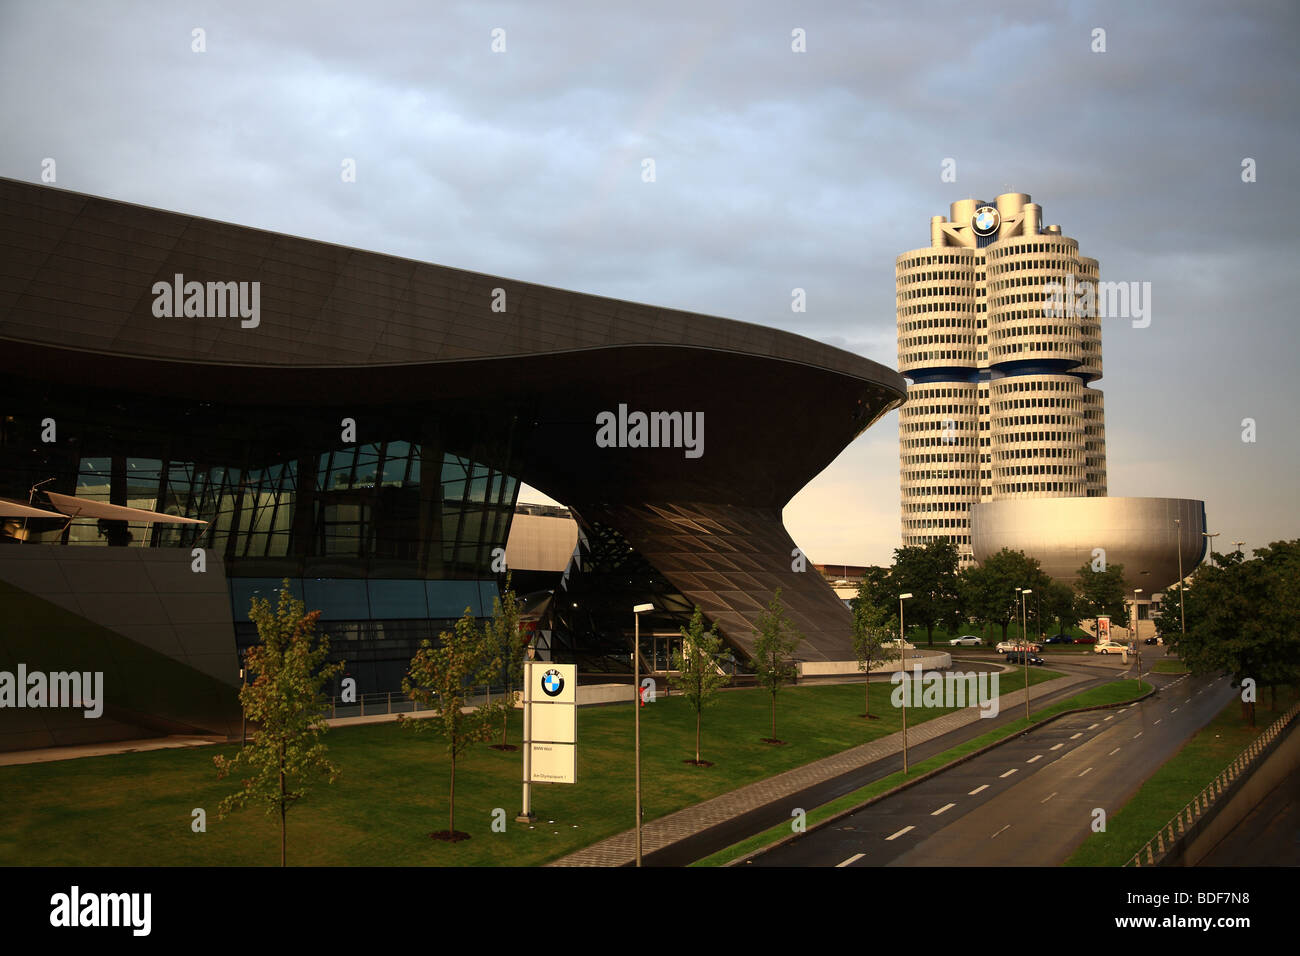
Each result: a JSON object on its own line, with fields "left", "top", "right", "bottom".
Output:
{"left": 671, "top": 606, "right": 730, "bottom": 765}
{"left": 401, "top": 607, "right": 500, "bottom": 841}
{"left": 851, "top": 578, "right": 897, "bottom": 719}
{"left": 482, "top": 574, "right": 527, "bottom": 750}
{"left": 891, "top": 539, "right": 961, "bottom": 645}
{"left": 959, "top": 549, "right": 1049, "bottom": 642}
{"left": 751, "top": 589, "right": 804, "bottom": 743}
{"left": 1074, "top": 560, "right": 1128, "bottom": 637}
{"left": 1039, "top": 580, "right": 1079, "bottom": 635}
{"left": 214, "top": 581, "right": 344, "bottom": 867}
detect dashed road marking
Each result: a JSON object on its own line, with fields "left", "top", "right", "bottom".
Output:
{"left": 1172, "top": 707, "right": 1179, "bottom": 713}
{"left": 1041, "top": 792, "right": 1058, "bottom": 804}
{"left": 885, "top": 826, "right": 915, "bottom": 841}
{"left": 1155, "top": 719, "right": 1163, "bottom": 725}
{"left": 991, "top": 824, "right": 1011, "bottom": 839}
{"left": 1027, "top": 754, "right": 1043, "bottom": 763}
{"left": 1078, "top": 767, "right": 1094, "bottom": 777}
{"left": 836, "top": 853, "right": 865, "bottom": 867}
{"left": 1050, "top": 743, "right": 1064, "bottom": 751}
{"left": 969, "top": 785, "right": 989, "bottom": 795}
{"left": 1104, "top": 715, "right": 1115, "bottom": 721}
{"left": 932, "top": 803, "right": 956, "bottom": 816}
{"left": 1088, "top": 723, "right": 1099, "bottom": 730}
{"left": 1108, "top": 747, "right": 1121, "bottom": 756}
{"left": 1000, "top": 769, "right": 1018, "bottom": 778}
{"left": 1134, "top": 731, "right": 1143, "bottom": 738}
{"left": 1070, "top": 733, "right": 1083, "bottom": 739}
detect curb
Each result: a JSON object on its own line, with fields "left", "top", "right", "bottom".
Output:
{"left": 722, "top": 680, "right": 1157, "bottom": 866}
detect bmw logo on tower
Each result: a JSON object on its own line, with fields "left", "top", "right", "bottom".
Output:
{"left": 971, "top": 205, "right": 1000, "bottom": 237}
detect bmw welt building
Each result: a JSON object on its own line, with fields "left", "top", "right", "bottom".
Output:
{"left": 0, "top": 178, "right": 904, "bottom": 751}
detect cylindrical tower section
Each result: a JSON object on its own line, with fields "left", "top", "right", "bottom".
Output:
{"left": 930, "top": 216, "right": 947, "bottom": 247}
{"left": 899, "top": 379, "right": 979, "bottom": 550}
{"left": 995, "top": 193, "right": 1030, "bottom": 239}
{"left": 1076, "top": 255, "right": 1102, "bottom": 381}
{"left": 1082, "top": 387, "right": 1108, "bottom": 496}
{"left": 986, "top": 233, "right": 1084, "bottom": 371}
{"left": 896, "top": 247, "right": 980, "bottom": 378}
{"left": 988, "top": 373, "right": 1087, "bottom": 499}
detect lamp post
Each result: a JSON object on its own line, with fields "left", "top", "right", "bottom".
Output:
{"left": 1232, "top": 540, "right": 1245, "bottom": 557}
{"left": 1203, "top": 531, "right": 1220, "bottom": 568}
{"left": 1174, "top": 518, "right": 1187, "bottom": 639}
{"left": 1133, "top": 588, "right": 1143, "bottom": 688}
{"left": 899, "top": 592, "right": 913, "bottom": 772}
{"left": 1018, "top": 588, "right": 1032, "bottom": 719}
{"left": 632, "top": 602, "right": 654, "bottom": 866}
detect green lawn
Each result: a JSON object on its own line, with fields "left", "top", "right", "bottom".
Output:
{"left": 1066, "top": 686, "right": 1297, "bottom": 866}
{"left": 1151, "top": 659, "right": 1189, "bottom": 674}
{"left": 692, "top": 679, "right": 1152, "bottom": 866}
{"left": 0, "top": 671, "right": 1057, "bottom": 867}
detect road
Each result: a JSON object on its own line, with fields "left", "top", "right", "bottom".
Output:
{"left": 748, "top": 668, "right": 1236, "bottom": 866}
{"left": 1198, "top": 766, "right": 1300, "bottom": 866}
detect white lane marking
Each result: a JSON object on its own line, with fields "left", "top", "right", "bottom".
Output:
{"left": 1104, "top": 715, "right": 1115, "bottom": 721}
{"left": 1000, "top": 769, "right": 1018, "bottom": 778}
{"left": 1040, "top": 792, "right": 1058, "bottom": 804}
{"left": 1078, "top": 766, "right": 1094, "bottom": 777}
{"left": 1070, "top": 733, "right": 1083, "bottom": 739}
{"left": 836, "top": 853, "right": 865, "bottom": 867}
{"left": 1108, "top": 747, "right": 1121, "bottom": 756}
{"left": 932, "top": 803, "right": 956, "bottom": 816}
{"left": 1088, "top": 723, "right": 1099, "bottom": 730}
{"left": 1027, "top": 754, "right": 1043, "bottom": 763}
{"left": 1050, "top": 743, "right": 1064, "bottom": 751}
{"left": 1172, "top": 707, "right": 1179, "bottom": 713}
{"left": 1155, "top": 719, "right": 1162, "bottom": 725}
{"left": 991, "top": 824, "right": 1011, "bottom": 839}
{"left": 885, "top": 826, "right": 915, "bottom": 841}
{"left": 969, "top": 785, "right": 989, "bottom": 795}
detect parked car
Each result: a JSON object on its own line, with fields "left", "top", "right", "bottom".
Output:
{"left": 1093, "top": 641, "right": 1128, "bottom": 655}
{"left": 948, "top": 635, "right": 983, "bottom": 646}
{"left": 1143, "top": 637, "right": 1160, "bottom": 646}
{"left": 1006, "top": 651, "right": 1045, "bottom": 666}
{"left": 1074, "top": 636, "right": 1096, "bottom": 644}
{"left": 1044, "top": 634, "right": 1074, "bottom": 644}
{"left": 995, "top": 640, "right": 1041, "bottom": 653}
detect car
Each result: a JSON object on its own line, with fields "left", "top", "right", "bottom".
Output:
{"left": 1093, "top": 641, "right": 1128, "bottom": 655}
{"left": 1143, "top": 637, "right": 1160, "bottom": 646}
{"left": 1074, "top": 636, "right": 1096, "bottom": 644}
{"left": 995, "top": 640, "right": 1041, "bottom": 653}
{"left": 1044, "top": 634, "right": 1074, "bottom": 644}
{"left": 948, "top": 635, "right": 983, "bottom": 646}
{"left": 1006, "top": 651, "right": 1045, "bottom": 666}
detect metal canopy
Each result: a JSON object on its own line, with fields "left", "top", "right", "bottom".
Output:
{"left": 43, "top": 491, "right": 207, "bottom": 524}
{"left": 0, "top": 497, "right": 66, "bottom": 519}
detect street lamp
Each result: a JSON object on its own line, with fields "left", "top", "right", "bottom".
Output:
{"left": 1174, "top": 518, "right": 1187, "bottom": 639}
{"left": 1232, "top": 540, "right": 1245, "bottom": 557}
{"left": 899, "top": 592, "right": 913, "bottom": 772}
{"left": 632, "top": 602, "right": 654, "bottom": 867}
{"left": 1018, "top": 588, "right": 1032, "bottom": 719}
{"left": 1133, "top": 588, "right": 1143, "bottom": 689}
{"left": 1203, "top": 531, "right": 1220, "bottom": 568}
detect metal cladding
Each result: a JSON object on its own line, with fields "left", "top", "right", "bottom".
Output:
{"left": 0, "top": 177, "right": 906, "bottom": 671}
{"left": 970, "top": 497, "right": 1208, "bottom": 591}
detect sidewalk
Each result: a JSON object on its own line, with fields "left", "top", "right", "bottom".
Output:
{"left": 548, "top": 670, "right": 1093, "bottom": 866}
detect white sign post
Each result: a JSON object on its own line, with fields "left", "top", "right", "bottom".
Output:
{"left": 518, "top": 661, "right": 576, "bottom": 822}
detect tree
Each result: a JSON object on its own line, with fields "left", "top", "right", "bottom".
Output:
{"left": 958, "top": 549, "right": 1048, "bottom": 642}
{"left": 1074, "top": 560, "right": 1128, "bottom": 637}
{"left": 1170, "top": 540, "right": 1300, "bottom": 726}
{"left": 214, "top": 581, "right": 344, "bottom": 866}
{"left": 1039, "top": 580, "right": 1079, "bottom": 635}
{"left": 482, "top": 574, "right": 527, "bottom": 750}
{"left": 671, "top": 606, "right": 730, "bottom": 765}
{"left": 891, "top": 539, "right": 962, "bottom": 645}
{"left": 401, "top": 607, "right": 500, "bottom": 840}
{"left": 851, "top": 577, "right": 897, "bottom": 719}
{"left": 751, "top": 589, "right": 804, "bottom": 743}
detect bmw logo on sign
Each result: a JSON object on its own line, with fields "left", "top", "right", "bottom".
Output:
{"left": 971, "top": 205, "right": 1000, "bottom": 237}
{"left": 541, "top": 668, "right": 565, "bottom": 698}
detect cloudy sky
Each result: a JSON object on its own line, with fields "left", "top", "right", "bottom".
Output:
{"left": 2, "top": 0, "right": 1296, "bottom": 566}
